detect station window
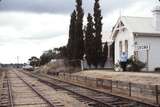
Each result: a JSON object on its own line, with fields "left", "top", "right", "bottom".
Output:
{"left": 119, "top": 41, "right": 122, "bottom": 54}
{"left": 125, "top": 40, "right": 128, "bottom": 53}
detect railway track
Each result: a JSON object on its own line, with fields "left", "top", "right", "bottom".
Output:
{"left": 1, "top": 69, "right": 100, "bottom": 107}
{"left": 1, "top": 69, "right": 157, "bottom": 107}
{"left": 1, "top": 70, "right": 66, "bottom": 107}
{"left": 24, "top": 71, "right": 157, "bottom": 107}
{"left": 0, "top": 74, "right": 10, "bottom": 107}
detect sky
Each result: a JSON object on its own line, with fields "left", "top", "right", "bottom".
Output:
{"left": 0, "top": 0, "right": 159, "bottom": 64}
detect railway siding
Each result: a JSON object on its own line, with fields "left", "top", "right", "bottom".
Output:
{"left": 22, "top": 70, "right": 156, "bottom": 107}
{"left": 0, "top": 69, "right": 10, "bottom": 107}
{"left": 56, "top": 73, "right": 160, "bottom": 106}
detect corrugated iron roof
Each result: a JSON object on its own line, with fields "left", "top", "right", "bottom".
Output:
{"left": 121, "top": 16, "right": 160, "bottom": 34}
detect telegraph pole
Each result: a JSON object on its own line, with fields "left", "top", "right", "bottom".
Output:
{"left": 17, "top": 56, "right": 19, "bottom": 64}
{"left": 17, "top": 56, "right": 19, "bottom": 68}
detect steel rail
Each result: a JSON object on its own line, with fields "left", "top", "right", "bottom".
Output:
{"left": 6, "top": 72, "right": 14, "bottom": 107}
{"left": 40, "top": 79, "right": 113, "bottom": 107}
{"left": 14, "top": 73, "right": 55, "bottom": 107}
{"left": 22, "top": 71, "right": 159, "bottom": 107}
{"left": 34, "top": 73, "right": 158, "bottom": 107}
{"left": 45, "top": 75, "right": 159, "bottom": 107}
{"left": 24, "top": 72, "right": 150, "bottom": 107}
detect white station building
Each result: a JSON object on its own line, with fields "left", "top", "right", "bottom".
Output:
{"left": 111, "top": 5, "right": 160, "bottom": 71}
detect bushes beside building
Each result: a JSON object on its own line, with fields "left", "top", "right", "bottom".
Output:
{"left": 114, "top": 55, "right": 146, "bottom": 72}
{"left": 126, "top": 56, "right": 146, "bottom": 71}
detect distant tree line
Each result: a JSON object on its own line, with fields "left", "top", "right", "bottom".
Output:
{"left": 28, "top": 46, "right": 67, "bottom": 67}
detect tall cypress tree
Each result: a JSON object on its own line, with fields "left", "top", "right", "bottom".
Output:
{"left": 93, "top": 0, "right": 103, "bottom": 67}
{"left": 67, "top": 0, "right": 84, "bottom": 67}
{"left": 84, "top": 13, "right": 95, "bottom": 67}
{"left": 102, "top": 42, "right": 108, "bottom": 67}
{"left": 67, "top": 10, "right": 77, "bottom": 60}
{"left": 75, "top": 0, "right": 84, "bottom": 60}
{"left": 110, "top": 42, "right": 115, "bottom": 62}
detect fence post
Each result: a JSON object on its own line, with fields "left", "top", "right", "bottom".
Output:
{"left": 129, "top": 82, "right": 132, "bottom": 97}
{"left": 155, "top": 85, "right": 159, "bottom": 104}
{"left": 111, "top": 80, "right": 113, "bottom": 92}
{"left": 116, "top": 81, "right": 118, "bottom": 88}
{"left": 76, "top": 75, "right": 78, "bottom": 81}
{"left": 101, "top": 80, "right": 104, "bottom": 88}
{"left": 85, "top": 76, "right": 87, "bottom": 85}
{"left": 63, "top": 73, "right": 66, "bottom": 80}
{"left": 96, "top": 78, "right": 98, "bottom": 87}
{"left": 65, "top": 73, "right": 67, "bottom": 80}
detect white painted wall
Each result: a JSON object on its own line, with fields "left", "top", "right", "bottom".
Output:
{"left": 135, "top": 36, "right": 160, "bottom": 71}
{"left": 153, "top": 6, "right": 160, "bottom": 31}
{"left": 114, "top": 29, "right": 134, "bottom": 64}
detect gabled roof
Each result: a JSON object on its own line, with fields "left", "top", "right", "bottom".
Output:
{"left": 111, "top": 16, "right": 160, "bottom": 39}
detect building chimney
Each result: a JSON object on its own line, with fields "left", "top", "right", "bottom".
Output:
{"left": 153, "top": 5, "right": 160, "bottom": 31}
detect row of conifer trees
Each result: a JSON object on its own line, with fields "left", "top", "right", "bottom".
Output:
{"left": 67, "top": 0, "right": 110, "bottom": 67}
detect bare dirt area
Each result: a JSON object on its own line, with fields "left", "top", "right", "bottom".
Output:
{"left": 74, "top": 70, "right": 160, "bottom": 85}
{"left": 34, "top": 61, "right": 81, "bottom": 75}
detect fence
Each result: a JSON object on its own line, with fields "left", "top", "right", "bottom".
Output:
{"left": 57, "top": 73, "right": 160, "bottom": 105}
{"left": 0, "top": 69, "right": 6, "bottom": 105}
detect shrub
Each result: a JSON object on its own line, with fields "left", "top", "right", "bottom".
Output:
{"left": 126, "top": 55, "right": 146, "bottom": 71}
{"left": 155, "top": 67, "right": 160, "bottom": 71}
{"left": 114, "top": 62, "right": 123, "bottom": 72}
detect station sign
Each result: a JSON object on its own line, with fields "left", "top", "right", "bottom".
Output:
{"left": 135, "top": 45, "right": 150, "bottom": 51}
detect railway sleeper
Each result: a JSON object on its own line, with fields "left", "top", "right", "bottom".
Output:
{"left": 110, "top": 101, "right": 131, "bottom": 105}
{"left": 27, "top": 72, "right": 159, "bottom": 107}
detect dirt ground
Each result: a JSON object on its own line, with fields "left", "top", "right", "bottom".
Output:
{"left": 74, "top": 70, "right": 160, "bottom": 85}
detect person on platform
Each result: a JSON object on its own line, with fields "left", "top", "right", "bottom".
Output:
{"left": 120, "top": 52, "right": 128, "bottom": 71}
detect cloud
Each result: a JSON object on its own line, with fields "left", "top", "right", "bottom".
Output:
{"left": 0, "top": 0, "right": 75, "bottom": 14}
{"left": 0, "top": 11, "right": 70, "bottom": 63}
{"left": 0, "top": 12, "right": 70, "bottom": 41}
{"left": 102, "top": 0, "right": 157, "bottom": 32}
{"left": 0, "top": 0, "right": 158, "bottom": 63}
{"left": 20, "top": 32, "right": 66, "bottom": 40}
{"left": 0, "top": 0, "right": 156, "bottom": 15}
{"left": 0, "top": 34, "right": 68, "bottom": 64}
